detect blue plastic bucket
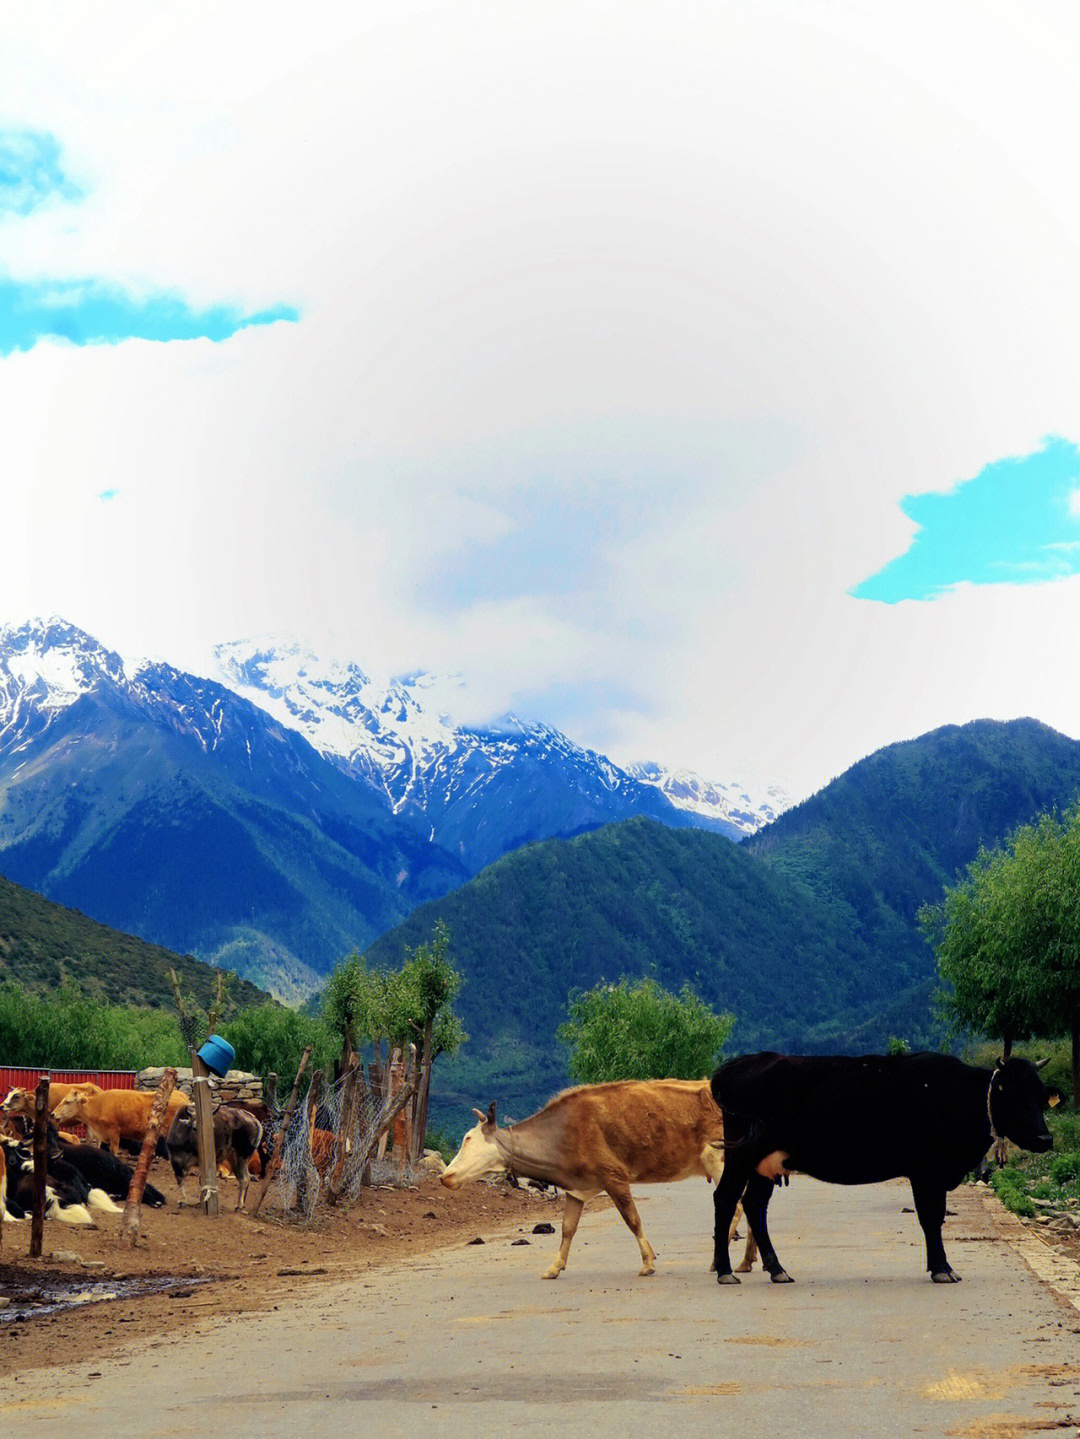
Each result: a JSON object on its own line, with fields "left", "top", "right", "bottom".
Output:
{"left": 197, "top": 1034, "right": 236, "bottom": 1078}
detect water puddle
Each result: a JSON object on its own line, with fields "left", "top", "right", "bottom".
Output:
{"left": 0, "top": 1274, "right": 211, "bottom": 1322}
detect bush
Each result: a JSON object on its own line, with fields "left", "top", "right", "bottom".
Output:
{"left": 558, "top": 976, "right": 735, "bottom": 1084}
{"left": 990, "top": 1167, "right": 1036, "bottom": 1217}
{"left": 1050, "top": 1152, "right": 1080, "bottom": 1186}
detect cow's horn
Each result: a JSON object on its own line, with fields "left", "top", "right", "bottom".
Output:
{"left": 486, "top": 1101, "right": 497, "bottom": 1127}
{"left": 1034, "top": 1057, "right": 1051, "bottom": 1070}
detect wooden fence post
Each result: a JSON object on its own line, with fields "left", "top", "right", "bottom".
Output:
{"left": 29, "top": 1075, "right": 49, "bottom": 1259}
{"left": 191, "top": 1052, "right": 219, "bottom": 1216}
{"left": 250, "top": 1045, "right": 311, "bottom": 1218}
{"left": 119, "top": 1067, "right": 177, "bottom": 1247}
{"left": 265, "top": 1072, "right": 278, "bottom": 1114}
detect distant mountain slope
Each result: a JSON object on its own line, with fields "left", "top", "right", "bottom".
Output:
{"left": 0, "top": 619, "right": 467, "bottom": 997}
{"left": 360, "top": 718, "right": 1080, "bottom": 1120}
{"left": 0, "top": 871, "right": 271, "bottom": 1011}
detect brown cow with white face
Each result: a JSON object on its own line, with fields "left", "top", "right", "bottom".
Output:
{"left": 442, "top": 1078, "right": 756, "bottom": 1280}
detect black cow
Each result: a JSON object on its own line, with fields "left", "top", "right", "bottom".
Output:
{"left": 49, "top": 1127, "right": 168, "bottom": 1208}
{"left": 710, "top": 1051, "right": 1061, "bottom": 1286}
{"left": 166, "top": 1105, "right": 263, "bottom": 1210}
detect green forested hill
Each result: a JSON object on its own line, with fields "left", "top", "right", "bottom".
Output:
{"left": 0, "top": 871, "right": 271, "bottom": 1011}
{"left": 364, "top": 817, "right": 880, "bottom": 1113}
{"left": 362, "top": 718, "right": 1080, "bottom": 1121}
{"left": 748, "top": 718, "right": 1080, "bottom": 986}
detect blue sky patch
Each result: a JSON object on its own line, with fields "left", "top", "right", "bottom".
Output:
{"left": 0, "top": 130, "right": 81, "bottom": 217}
{"left": 851, "top": 437, "right": 1080, "bottom": 602}
{"left": 0, "top": 277, "right": 298, "bottom": 355}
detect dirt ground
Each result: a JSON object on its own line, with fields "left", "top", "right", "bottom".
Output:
{"left": 0, "top": 1153, "right": 559, "bottom": 1376}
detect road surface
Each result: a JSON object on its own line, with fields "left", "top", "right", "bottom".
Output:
{"left": 7, "top": 1176, "right": 1080, "bottom": 1436}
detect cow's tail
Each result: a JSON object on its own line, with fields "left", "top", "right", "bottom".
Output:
{"left": 86, "top": 1187, "right": 123, "bottom": 1213}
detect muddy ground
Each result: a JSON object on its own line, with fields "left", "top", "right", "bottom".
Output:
{"left": 0, "top": 1153, "right": 559, "bottom": 1375}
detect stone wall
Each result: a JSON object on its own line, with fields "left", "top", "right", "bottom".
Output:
{"left": 136, "top": 1067, "right": 263, "bottom": 1103}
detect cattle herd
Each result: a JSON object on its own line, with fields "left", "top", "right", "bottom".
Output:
{"left": 0, "top": 1080, "right": 278, "bottom": 1231}
{"left": 0, "top": 1050, "right": 1065, "bottom": 1295}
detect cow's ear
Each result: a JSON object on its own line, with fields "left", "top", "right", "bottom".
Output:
{"left": 485, "top": 1101, "right": 497, "bottom": 1129}
{"left": 1046, "top": 1088, "right": 1063, "bottom": 1109}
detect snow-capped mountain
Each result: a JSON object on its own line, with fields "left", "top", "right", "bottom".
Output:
{"left": 627, "top": 762, "right": 791, "bottom": 838}
{"left": 212, "top": 637, "right": 780, "bottom": 867}
{"left": 0, "top": 617, "right": 785, "bottom": 994}
{"left": 0, "top": 618, "right": 468, "bottom": 997}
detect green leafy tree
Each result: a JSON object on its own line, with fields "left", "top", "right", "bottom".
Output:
{"left": 921, "top": 806, "right": 1080, "bottom": 1104}
{"left": 322, "top": 953, "right": 395, "bottom": 1067}
{"left": 220, "top": 1002, "right": 334, "bottom": 1091}
{"left": 323, "top": 924, "right": 467, "bottom": 1158}
{"left": 0, "top": 983, "right": 188, "bottom": 1069}
{"left": 557, "top": 976, "right": 735, "bottom": 1084}
{"left": 393, "top": 922, "right": 466, "bottom": 1158}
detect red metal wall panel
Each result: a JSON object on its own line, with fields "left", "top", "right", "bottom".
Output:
{"left": 0, "top": 1066, "right": 137, "bottom": 1097}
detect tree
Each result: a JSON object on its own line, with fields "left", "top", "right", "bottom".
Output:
{"left": 322, "top": 924, "right": 467, "bottom": 1161}
{"left": 322, "top": 954, "right": 393, "bottom": 1070}
{"left": 921, "top": 806, "right": 1080, "bottom": 1105}
{"left": 557, "top": 976, "right": 735, "bottom": 1084}
{"left": 393, "top": 922, "right": 466, "bottom": 1161}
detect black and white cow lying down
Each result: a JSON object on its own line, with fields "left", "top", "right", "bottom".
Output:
{"left": 1, "top": 1138, "right": 125, "bottom": 1225}
{"left": 48, "top": 1125, "right": 168, "bottom": 1207}
{"left": 709, "top": 1051, "right": 1062, "bottom": 1286}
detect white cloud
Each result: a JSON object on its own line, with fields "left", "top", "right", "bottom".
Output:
{"left": 2, "top": 2, "right": 1080, "bottom": 800}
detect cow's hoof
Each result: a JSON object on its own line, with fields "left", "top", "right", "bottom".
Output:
{"left": 638, "top": 1267, "right": 656, "bottom": 1278}
{"left": 769, "top": 1270, "right": 794, "bottom": 1284}
{"left": 541, "top": 1268, "right": 562, "bottom": 1280}
{"left": 734, "top": 1261, "right": 754, "bottom": 1273}
{"left": 931, "top": 1269, "right": 962, "bottom": 1284}
{"left": 716, "top": 1272, "right": 741, "bottom": 1285}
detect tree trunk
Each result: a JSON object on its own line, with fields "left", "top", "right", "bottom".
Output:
{"left": 119, "top": 1068, "right": 177, "bottom": 1246}
{"left": 1072, "top": 1018, "right": 1079, "bottom": 1111}
{"left": 412, "top": 1023, "right": 433, "bottom": 1165}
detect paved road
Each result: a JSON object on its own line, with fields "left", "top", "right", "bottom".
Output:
{"left": 7, "top": 1178, "right": 1080, "bottom": 1436}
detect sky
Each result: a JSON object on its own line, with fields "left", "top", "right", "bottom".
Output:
{"left": 2, "top": 2, "right": 1080, "bottom": 802}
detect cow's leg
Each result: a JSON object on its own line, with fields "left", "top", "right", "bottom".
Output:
{"left": 910, "top": 1176, "right": 958, "bottom": 1283}
{"left": 713, "top": 1159, "right": 751, "bottom": 1283}
{"left": 234, "top": 1153, "right": 248, "bottom": 1211}
{"left": 733, "top": 1203, "right": 759, "bottom": 1273}
{"left": 603, "top": 1178, "right": 656, "bottom": 1276}
{"left": 542, "top": 1189, "right": 596, "bottom": 1279}
{"left": 741, "top": 1171, "right": 792, "bottom": 1283}
{"left": 700, "top": 1141, "right": 757, "bottom": 1273}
